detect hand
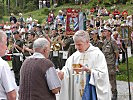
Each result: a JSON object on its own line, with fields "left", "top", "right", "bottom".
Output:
{"left": 80, "top": 64, "right": 91, "bottom": 73}
{"left": 23, "top": 45, "right": 26, "bottom": 50}
{"left": 57, "top": 71, "right": 64, "bottom": 80}
{"left": 115, "top": 59, "right": 118, "bottom": 67}
{"left": 13, "top": 44, "right": 18, "bottom": 48}
{"left": 23, "top": 46, "right": 29, "bottom": 51}
{"left": 45, "top": 34, "right": 49, "bottom": 38}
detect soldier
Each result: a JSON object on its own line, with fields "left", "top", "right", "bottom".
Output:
{"left": 36, "top": 24, "right": 44, "bottom": 36}
{"left": 59, "top": 35, "right": 73, "bottom": 68}
{"left": 100, "top": 28, "right": 106, "bottom": 41}
{"left": 49, "top": 29, "right": 61, "bottom": 69}
{"left": 90, "top": 30, "right": 103, "bottom": 50}
{"left": 102, "top": 27, "right": 119, "bottom": 100}
{"left": 23, "top": 31, "right": 35, "bottom": 59}
{"left": 67, "top": 39, "right": 77, "bottom": 57}
{"left": 12, "top": 31, "right": 24, "bottom": 86}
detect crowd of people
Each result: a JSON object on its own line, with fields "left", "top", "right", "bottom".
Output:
{"left": 0, "top": 5, "right": 133, "bottom": 100}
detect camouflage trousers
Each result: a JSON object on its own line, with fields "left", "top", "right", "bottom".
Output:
{"left": 108, "top": 65, "right": 117, "bottom": 100}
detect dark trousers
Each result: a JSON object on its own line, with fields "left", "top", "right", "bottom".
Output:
{"left": 12, "top": 55, "right": 22, "bottom": 86}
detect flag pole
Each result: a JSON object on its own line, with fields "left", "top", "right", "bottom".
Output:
{"left": 125, "top": 47, "right": 131, "bottom": 100}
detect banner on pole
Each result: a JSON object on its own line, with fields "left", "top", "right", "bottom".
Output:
{"left": 66, "top": 8, "right": 80, "bottom": 35}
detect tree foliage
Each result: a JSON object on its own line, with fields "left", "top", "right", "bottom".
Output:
{"left": 2, "top": 0, "right": 132, "bottom": 16}
{"left": 24, "top": 1, "right": 37, "bottom": 12}
{"left": 0, "top": 2, "right": 4, "bottom": 18}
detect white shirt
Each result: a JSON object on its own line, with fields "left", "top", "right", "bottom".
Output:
{"left": 0, "top": 57, "right": 17, "bottom": 99}
{"left": 114, "top": 19, "right": 121, "bottom": 25}
{"left": 126, "top": 20, "right": 132, "bottom": 27}
{"left": 26, "top": 17, "right": 32, "bottom": 23}
{"left": 4, "top": 25, "right": 11, "bottom": 34}
{"left": 107, "top": 18, "right": 114, "bottom": 25}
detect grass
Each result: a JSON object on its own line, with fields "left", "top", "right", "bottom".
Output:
{"left": 0, "top": 2, "right": 133, "bottom": 23}
{"left": 116, "top": 56, "right": 133, "bottom": 82}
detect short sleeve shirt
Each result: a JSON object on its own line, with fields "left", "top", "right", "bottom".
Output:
{"left": 0, "top": 57, "right": 17, "bottom": 99}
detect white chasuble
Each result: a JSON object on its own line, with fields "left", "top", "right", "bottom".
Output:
{"left": 57, "top": 45, "right": 111, "bottom": 100}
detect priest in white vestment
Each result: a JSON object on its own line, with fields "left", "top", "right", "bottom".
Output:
{"left": 57, "top": 30, "right": 111, "bottom": 100}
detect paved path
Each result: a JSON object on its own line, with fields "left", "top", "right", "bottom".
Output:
{"left": 117, "top": 81, "right": 133, "bottom": 100}
{"left": 117, "top": 47, "right": 132, "bottom": 100}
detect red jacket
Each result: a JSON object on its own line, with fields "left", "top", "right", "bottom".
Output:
{"left": 112, "top": 10, "right": 120, "bottom": 16}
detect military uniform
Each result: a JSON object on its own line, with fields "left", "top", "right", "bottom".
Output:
{"left": 49, "top": 33, "right": 61, "bottom": 69}
{"left": 23, "top": 41, "right": 34, "bottom": 59}
{"left": 91, "top": 39, "right": 103, "bottom": 50}
{"left": 102, "top": 38, "right": 119, "bottom": 100}
{"left": 59, "top": 37, "right": 73, "bottom": 69}
{"left": 12, "top": 39, "right": 23, "bottom": 85}
{"left": 67, "top": 43, "right": 77, "bottom": 57}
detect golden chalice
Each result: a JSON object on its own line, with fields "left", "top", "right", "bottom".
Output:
{"left": 72, "top": 64, "right": 82, "bottom": 74}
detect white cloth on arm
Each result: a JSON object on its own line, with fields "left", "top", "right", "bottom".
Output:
{"left": 0, "top": 57, "right": 17, "bottom": 99}
{"left": 46, "top": 67, "right": 61, "bottom": 90}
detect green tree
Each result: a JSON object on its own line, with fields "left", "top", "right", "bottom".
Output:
{"left": 0, "top": 1, "right": 4, "bottom": 18}
{"left": 24, "top": 1, "right": 37, "bottom": 12}
{"left": 25, "top": 0, "right": 39, "bottom": 9}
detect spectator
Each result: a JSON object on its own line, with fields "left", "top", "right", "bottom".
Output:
{"left": 112, "top": 9, "right": 120, "bottom": 19}
{"left": 56, "top": 10, "right": 64, "bottom": 25}
{"left": 114, "top": 15, "right": 121, "bottom": 27}
{"left": 107, "top": 14, "right": 114, "bottom": 27}
{"left": 112, "top": 31, "right": 125, "bottom": 72}
{"left": 90, "top": 7, "right": 95, "bottom": 14}
{"left": 126, "top": 15, "right": 132, "bottom": 27}
{"left": 95, "top": 16, "right": 101, "bottom": 28}
{"left": 101, "top": 7, "right": 109, "bottom": 16}
{"left": 122, "top": 10, "right": 128, "bottom": 20}
{"left": 10, "top": 13, "right": 17, "bottom": 24}
{"left": 18, "top": 13, "right": 25, "bottom": 25}
{"left": 26, "top": 14, "right": 32, "bottom": 24}
{"left": 46, "top": 13, "right": 54, "bottom": 25}
{"left": 90, "top": 15, "right": 95, "bottom": 28}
